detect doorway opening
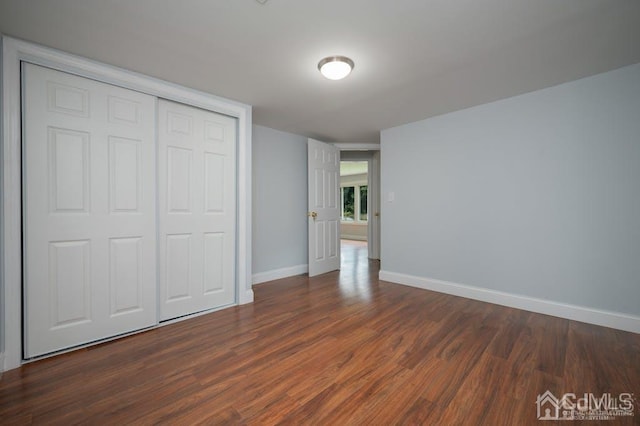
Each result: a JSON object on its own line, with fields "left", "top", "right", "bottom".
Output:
{"left": 339, "top": 159, "right": 369, "bottom": 276}
{"left": 338, "top": 149, "right": 380, "bottom": 261}
{"left": 340, "top": 161, "right": 369, "bottom": 251}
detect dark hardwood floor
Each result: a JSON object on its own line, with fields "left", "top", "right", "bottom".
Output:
{"left": 1, "top": 240, "right": 639, "bottom": 425}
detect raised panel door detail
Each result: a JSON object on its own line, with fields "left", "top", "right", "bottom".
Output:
{"left": 165, "top": 234, "right": 192, "bottom": 301}
{"left": 204, "top": 121, "right": 225, "bottom": 143}
{"left": 47, "top": 80, "right": 89, "bottom": 117}
{"left": 314, "top": 169, "right": 324, "bottom": 208}
{"left": 204, "top": 153, "right": 224, "bottom": 213}
{"left": 315, "top": 221, "right": 325, "bottom": 261}
{"left": 48, "top": 127, "right": 90, "bottom": 213}
{"left": 167, "top": 111, "right": 193, "bottom": 136}
{"left": 330, "top": 150, "right": 339, "bottom": 167}
{"left": 324, "top": 149, "right": 338, "bottom": 167}
{"left": 109, "top": 136, "right": 141, "bottom": 213}
{"left": 167, "top": 147, "right": 192, "bottom": 213}
{"left": 203, "top": 233, "right": 224, "bottom": 293}
{"left": 327, "top": 170, "right": 337, "bottom": 209}
{"left": 109, "top": 237, "right": 143, "bottom": 316}
{"left": 49, "top": 240, "right": 91, "bottom": 328}
{"left": 108, "top": 96, "right": 140, "bottom": 125}
{"left": 328, "top": 220, "right": 338, "bottom": 258}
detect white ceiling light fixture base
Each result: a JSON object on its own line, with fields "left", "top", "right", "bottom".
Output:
{"left": 318, "top": 56, "right": 354, "bottom": 80}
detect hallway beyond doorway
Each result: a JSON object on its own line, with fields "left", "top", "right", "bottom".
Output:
{"left": 339, "top": 239, "right": 378, "bottom": 301}
{"left": 341, "top": 239, "right": 369, "bottom": 269}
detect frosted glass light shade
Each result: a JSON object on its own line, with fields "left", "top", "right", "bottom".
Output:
{"left": 318, "top": 56, "right": 354, "bottom": 80}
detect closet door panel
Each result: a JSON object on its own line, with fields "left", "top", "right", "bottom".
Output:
{"left": 23, "top": 64, "right": 157, "bottom": 358}
{"left": 158, "top": 100, "right": 236, "bottom": 320}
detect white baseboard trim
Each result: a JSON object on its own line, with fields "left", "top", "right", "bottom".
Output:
{"left": 252, "top": 264, "right": 308, "bottom": 285}
{"left": 379, "top": 270, "right": 640, "bottom": 334}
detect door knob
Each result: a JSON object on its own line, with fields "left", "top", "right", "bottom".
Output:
{"left": 308, "top": 211, "right": 318, "bottom": 219}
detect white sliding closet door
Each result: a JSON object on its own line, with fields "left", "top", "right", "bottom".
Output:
{"left": 158, "top": 100, "right": 236, "bottom": 321}
{"left": 23, "top": 64, "right": 157, "bottom": 358}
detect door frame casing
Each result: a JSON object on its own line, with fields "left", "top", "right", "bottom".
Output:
{"left": 1, "top": 36, "right": 253, "bottom": 371}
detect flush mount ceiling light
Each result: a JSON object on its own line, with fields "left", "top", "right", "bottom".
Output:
{"left": 318, "top": 56, "right": 354, "bottom": 80}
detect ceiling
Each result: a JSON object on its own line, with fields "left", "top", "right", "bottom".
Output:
{"left": 1, "top": 0, "right": 639, "bottom": 144}
{"left": 340, "top": 162, "right": 368, "bottom": 177}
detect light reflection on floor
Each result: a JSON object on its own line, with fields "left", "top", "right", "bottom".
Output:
{"left": 338, "top": 239, "right": 379, "bottom": 301}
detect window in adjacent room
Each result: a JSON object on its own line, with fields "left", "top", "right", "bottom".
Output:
{"left": 340, "top": 161, "right": 368, "bottom": 223}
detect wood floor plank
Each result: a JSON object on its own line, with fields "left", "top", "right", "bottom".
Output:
{"left": 1, "top": 241, "right": 638, "bottom": 424}
{"left": 395, "top": 397, "right": 439, "bottom": 426}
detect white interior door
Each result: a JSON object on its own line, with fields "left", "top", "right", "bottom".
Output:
{"left": 308, "top": 138, "right": 340, "bottom": 277}
{"left": 158, "top": 100, "right": 236, "bottom": 321}
{"left": 23, "top": 64, "right": 157, "bottom": 358}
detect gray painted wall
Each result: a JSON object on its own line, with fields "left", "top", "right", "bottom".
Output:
{"left": 381, "top": 63, "right": 640, "bottom": 316}
{"left": 252, "top": 125, "right": 308, "bottom": 274}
